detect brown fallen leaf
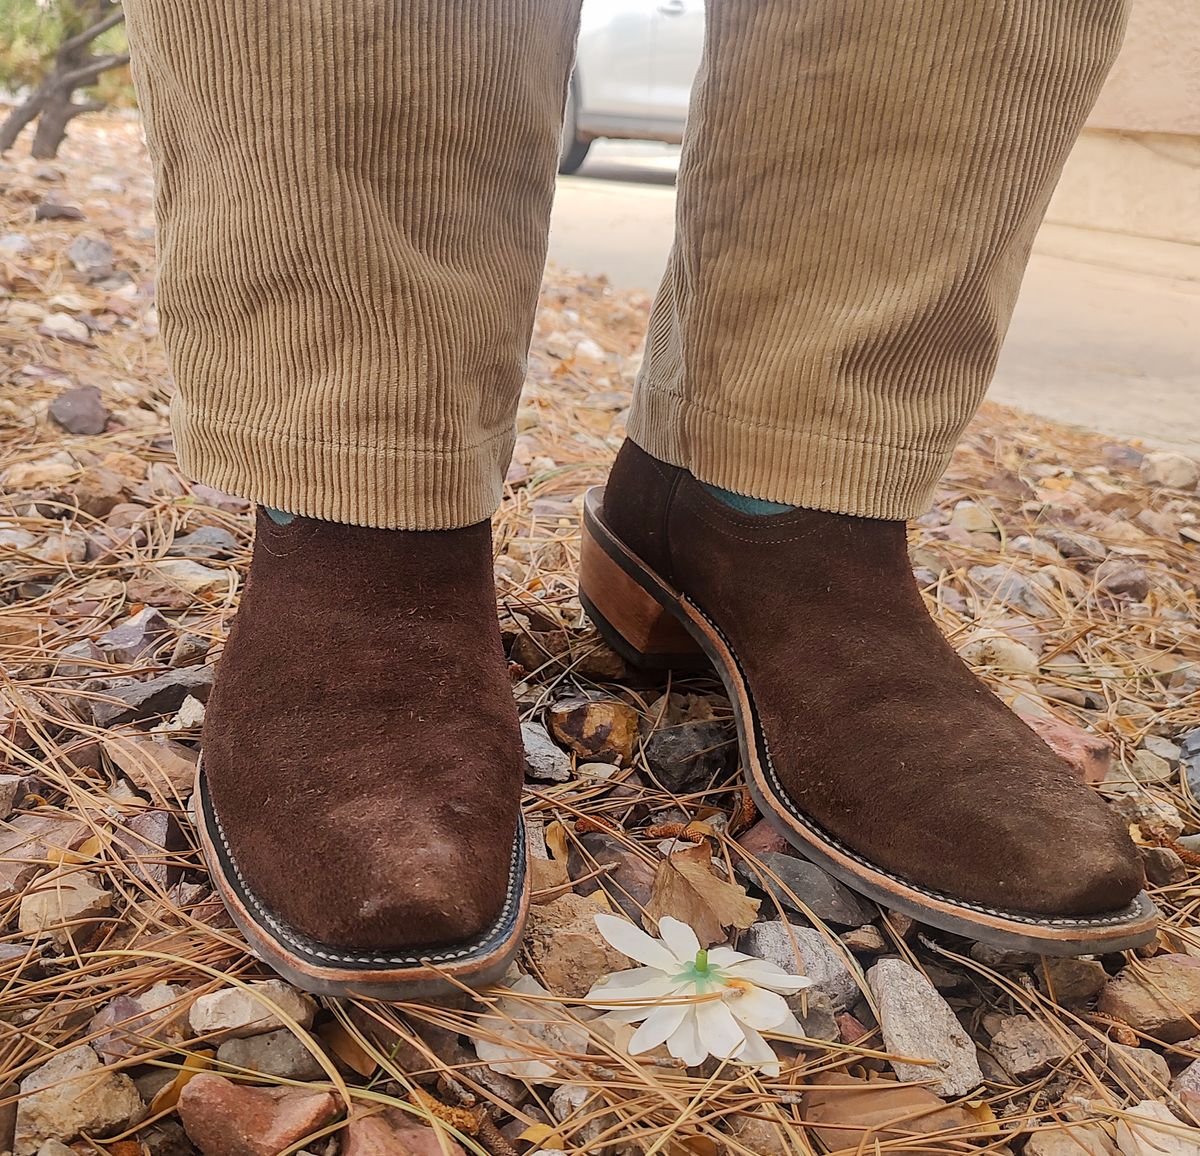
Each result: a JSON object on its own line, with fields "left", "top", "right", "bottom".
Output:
{"left": 149, "top": 1048, "right": 214, "bottom": 1114}
{"left": 645, "top": 842, "right": 759, "bottom": 946}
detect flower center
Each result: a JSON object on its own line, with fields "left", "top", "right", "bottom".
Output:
{"left": 674, "top": 948, "right": 729, "bottom": 994}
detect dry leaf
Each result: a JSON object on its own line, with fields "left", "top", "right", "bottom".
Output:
{"left": 517, "top": 1122, "right": 566, "bottom": 1149}
{"left": 964, "top": 1100, "right": 1001, "bottom": 1135}
{"left": 645, "top": 843, "right": 760, "bottom": 946}
{"left": 545, "top": 819, "right": 569, "bottom": 861}
{"left": 319, "top": 1019, "right": 377, "bottom": 1077}
{"left": 150, "top": 1048, "right": 214, "bottom": 1113}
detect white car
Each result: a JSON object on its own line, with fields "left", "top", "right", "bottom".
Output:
{"left": 560, "top": 0, "right": 704, "bottom": 174}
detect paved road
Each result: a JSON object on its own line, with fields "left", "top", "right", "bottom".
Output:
{"left": 549, "top": 143, "right": 1200, "bottom": 454}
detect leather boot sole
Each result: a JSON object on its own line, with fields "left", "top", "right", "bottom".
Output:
{"left": 580, "top": 487, "right": 1158, "bottom": 955}
{"left": 195, "top": 760, "right": 530, "bottom": 998}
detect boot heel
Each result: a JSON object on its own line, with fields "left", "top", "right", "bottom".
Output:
{"left": 579, "top": 498, "right": 707, "bottom": 672}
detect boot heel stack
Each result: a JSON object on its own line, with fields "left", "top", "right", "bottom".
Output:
{"left": 579, "top": 489, "right": 707, "bottom": 672}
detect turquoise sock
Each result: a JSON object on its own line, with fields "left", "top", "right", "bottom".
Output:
{"left": 701, "top": 483, "right": 796, "bottom": 516}
{"left": 263, "top": 507, "right": 296, "bottom": 526}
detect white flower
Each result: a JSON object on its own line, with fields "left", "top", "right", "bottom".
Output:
{"left": 586, "top": 914, "right": 812, "bottom": 1077}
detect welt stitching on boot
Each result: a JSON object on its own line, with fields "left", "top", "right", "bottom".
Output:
{"left": 198, "top": 512, "right": 527, "bottom": 962}
{"left": 593, "top": 440, "right": 1147, "bottom": 938}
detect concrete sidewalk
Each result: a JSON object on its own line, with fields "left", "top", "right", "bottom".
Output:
{"left": 549, "top": 143, "right": 1200, "bottom": 454}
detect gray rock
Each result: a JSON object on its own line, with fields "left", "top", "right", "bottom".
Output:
{"left": 1143, "top": 734, "right": 1182, "bottom": 764}
{"left": 1036, "top": 527, "right": 1106, "bottom": 560}
{"left": 1095, "top": 559, "right": 1151, "bottom": 602}
{"left": 49, "top": 386, "right": 109, "bottom": 435}
{"left": 1096, "top": 1041, "right": 1171, "bottom": 1099}
{"left": 35, "top": 200, "right": 83, "bottom": 221}
{"left": 66, "top": 235, "right": 114, "bottom": 281}
{"left": 867, "top": 958, "right": 984, "bottom": 1097}
{"left": 14, "top": 1045, "right": 143, "bottom": 1155}
{"left": 738, "top": 919, "right": 860, "bottom": 1010}
{"left": 1173, "top": 1054, "right": 1200, "bottom": 1098}
{"left": 167, "top": 526, "right": 240, "bottom": 559}
{"left": 1140, "top": 845, "right": 1187, "bottom": 887}
{"left": 188, "top": 980, "right": 316, "bottom": 1043}
{"left": 569, "top": 832, "right": 656, "bottom": 922}
{"left": 0, "top": 232, "right": 32, "bottom": 257}
{"left": 97, "top": 607, "right": 170, "bottom": 665}
{"left": 113, "top": 809, "right": 188, "bottom": 887}
{"left": 967, "top": 564, "right": 1052, "bottom": 617}
{"left": 789, "top": 988, "right": 839, "bottom": 1043}
{"left": 1141, "top": 451, "right": 1200, "bottom": 491}
{"left": 548, "top": 1083, "right": 620, "bottom": 1153}
{"left": 216, "top": 1029, "right": 326, "bottom": 1081}
{"left": 734, "top": 852, "right": 875, "bottom": 927}
{"left": 1109, "top": 793, "right": 1184, "bottom": 841}
{"left": 0, "top": 774, "right": 37, "bottom": 820}
{"left": 1127, "top": 749, "right": 1173, "bottom": 784}
{"left": 89, "top": 983, "right": 188, "bottom": 1064}
{"left": 521, "top": 721, "right": 571, "bottom": 782}
{"left": 969, "top": 942, "right": 1038, "bottom": 968}
{"left": 90, "top": 666, "right": 215, "bottom": 727}
{"left": 643, "top": 720, "right": 737, "bottom": 794}
{"left": 988, "top": 1014, "right": 1072, "bottom": 1080}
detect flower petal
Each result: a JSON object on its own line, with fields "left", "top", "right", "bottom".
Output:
{"left": 736, "top": 1024, "right": 782, "bottom": 1076}
{"left": 629, "top": 1002, "right": 690, "bottom": 1054}
{"left": 765, "top": 1008, "right": 808, "bottom": 1042}
{"left": 666, "top": 1012, "right": 708, "bottom": 1068}
{"left": 725, "top": 984, "right": 792, "bottom": 1031}
{"left": 694, "top": 998, "right": 749, "bottom": 1060}
{"left": 722, "top": 958, "right": 812, "bottom": 994}
{"left": 657, "top": 916, "right": 701, "bottom": 964}
{"left": 706, "top": 946, "right": 755, "bottom": 969}
{"left": 590, "top": 965, "right": 668, "bottom": 989}
{"left": 601, "top": 1006, "right": 654, "bottom": 1025}
{"left": 588, "top": 975, "right": 687, "bottom": 1008}
{"left": 593, "top": 914, "right": 679, "bottom": 971}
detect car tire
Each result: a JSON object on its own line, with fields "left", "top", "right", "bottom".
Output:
{"left": 558, "top": 80, "right": 591, "bottom": 175}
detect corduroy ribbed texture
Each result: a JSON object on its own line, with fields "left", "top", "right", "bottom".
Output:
{"left": 630, "top": 0, "right": 1128, "bottom": 516}
{"left": 124, "top": 0, "right": 582, "bottom": 528}
{"left": 125, "top": 0, "right": 1127, "bottom": 527}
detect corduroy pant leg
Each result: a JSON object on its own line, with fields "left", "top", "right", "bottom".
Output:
{"left": 629, "top": 0, "right": 1128, "bottom": 518}
{"left": 124, "top": 0, "right": 581, "bottom": 529}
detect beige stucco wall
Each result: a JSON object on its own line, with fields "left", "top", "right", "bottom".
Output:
{"left": 1088, "top": 0, "right": 1199, "bottom": 136}
{"left": 1046, "top": 0, "right": 1200, "bottom": 244}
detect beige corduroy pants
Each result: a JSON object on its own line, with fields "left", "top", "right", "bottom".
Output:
{"left": 124, "top": 0, "right": 1127, "bottom": 528}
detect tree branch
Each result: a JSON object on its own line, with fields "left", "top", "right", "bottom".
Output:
{"left": 57, "top": 7, "right": 126, "bottom": 60}
{"left": 59, "top": 52, "right": 131, "bottom": 90}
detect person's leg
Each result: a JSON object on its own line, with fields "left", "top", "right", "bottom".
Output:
{"left": 125, "top": 0, "right": 580, "bottom": 993}
{"left": 586, "top": 0, "right": 1156, "bottom": 950}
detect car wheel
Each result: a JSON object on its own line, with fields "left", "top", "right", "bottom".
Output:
{"left": 558, "top": 80, "right": 591, "bottom": 175}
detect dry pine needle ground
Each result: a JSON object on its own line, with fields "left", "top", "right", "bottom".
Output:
{"left": 1, "top": 115, "right": 1199, "bottom": 1156}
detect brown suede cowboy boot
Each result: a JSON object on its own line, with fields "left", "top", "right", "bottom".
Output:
{"left": 195, "top": 512, "right": 528, "bottom": 997}
{"left": 581, "top": 440, "right": 1156, "bottom": 954}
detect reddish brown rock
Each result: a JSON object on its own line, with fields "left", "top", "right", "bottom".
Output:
{"left": 1020, "top": 712, "right": 1112, "bottom": 786}
{"left": 734, "top": 818, "right": 793, "bottom": 862}
{"left": 801, "top": 1072, "right": 974, "bottom": 1155}
{"left": 178, "top": 1073, "right": 337, "bottom": 1156}
{"left": 341, "top": 1111, "right": 466, "bottom": 1156}
{"left": 524, "top": 891, "right": 631, "bottom": 997}
{"left": 1098, "top": 955, "right": 1200, "bottom": 1043}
